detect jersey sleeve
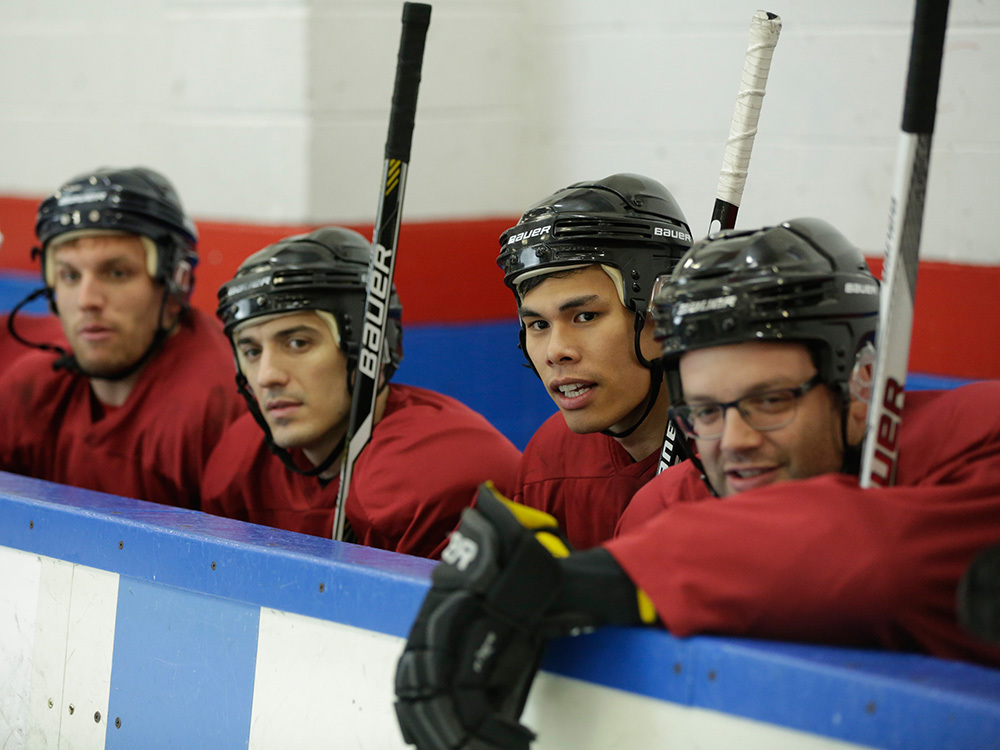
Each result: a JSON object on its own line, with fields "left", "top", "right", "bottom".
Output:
{"left": 351, "top": 395, "right": 522, "bottom": 559}
{"left": 201, "top": 413, "right": 263, "bottom": 522}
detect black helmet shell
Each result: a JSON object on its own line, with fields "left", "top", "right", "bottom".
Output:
{"left": 35, "top": 166, "right": 198, "bottom": 293}
{"left": 498, "top": 173, "right": 694, "bottom": 314}
{"left": 217, "top": 226, "right": 403, "bottom": 377}
{"left": 653, "top": 218, "right": 879, "bottom": 395}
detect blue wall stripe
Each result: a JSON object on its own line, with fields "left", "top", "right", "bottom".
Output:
{"left": 0, "top": 271, "right": 48, "bottom": 314}
{"left": 397, "top": 319, "right": 558, "bottom": 450}
{"left": 0, "top": 270, "right": 974, "bottom": 451}
{"left": 107, "top": 576, "right": 259, "bottom": 750}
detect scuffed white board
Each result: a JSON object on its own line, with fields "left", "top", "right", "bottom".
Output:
{"left": 249, "top": 608, "right": 408, "bottom": 750}
{"left": 0, "top": 546, "right": 43, "bottom": 750}
{"left": 58, "top": 564, "right": 119, "bottom": 750}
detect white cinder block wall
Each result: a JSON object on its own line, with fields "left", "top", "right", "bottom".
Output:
{"left": 0, "top": 0, "right": 997, "bottom": 262}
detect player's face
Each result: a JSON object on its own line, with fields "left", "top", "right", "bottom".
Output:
{"left": 51, "top": 234, "right": 166, "bottom": 378}
{"left": 678, "top": 341, "right": 852, "bottom": 498}
{"left": 234, "top": 311, "right": 350, "bottom": 467}
{"left": 519, "top": 265, "right": 658, "bottom": 435}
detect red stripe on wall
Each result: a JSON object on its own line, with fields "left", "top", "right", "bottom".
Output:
{"left": 2, "top": 195, "right": 997, "bottom": 379}
{"left": 198, "top": 218, "right": 520, "bottom": 322}
{"left": 865, "top": 256, "right": 1000, "bottom": 380}
{"left": 0, "top": 196, "right": 519, "bottom": 324}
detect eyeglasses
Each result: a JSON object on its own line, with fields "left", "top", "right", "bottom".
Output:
{"left": 670, "top": 373, "right": 824, "bottom": 440}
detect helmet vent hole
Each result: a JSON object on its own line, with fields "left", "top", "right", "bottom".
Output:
{"left": 751, "top": 279, "right": 833, "bottom": 314}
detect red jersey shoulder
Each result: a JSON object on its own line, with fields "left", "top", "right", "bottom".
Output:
{"left": 379, "top": 384, "right": 517, "bottom": 445}
{"left": 0, "top": 347, "right": 79, "bottom": 414}
{"left": 202, "top": 412, "right": 271, "bottom": 495}
{"left": 907, "top": 383, "right": 999, "bottom": 428}
{"left": 0, "top": 314, "right": 65, "bottom": 374}
{"left": 135, "top": 311, "right": 242, "bottom": 419}
{"left": 359, "top": 383, "right": 520, "bottom": 493}
{"left": 897, "top": 383, "right": 1000, "bottom": 485}
{"left": 160, "top": 310, "right": 237, "bottom": 379}
{"left": 615, "top": 460, "right": 708, "bottom": 535}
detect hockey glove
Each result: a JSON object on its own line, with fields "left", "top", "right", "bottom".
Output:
{"left": 393, "top": 482, "right": 657, "bottom": 750}
{"left": 958, "top": 542, "right": 1000, "bottom": 643}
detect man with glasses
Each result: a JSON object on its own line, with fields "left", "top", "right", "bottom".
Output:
{"left": 394, "top": 218, "right": 1000, "bottom": 750}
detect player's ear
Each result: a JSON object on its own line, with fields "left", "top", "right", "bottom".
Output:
{"left": 161, "top": 294, "right": 185, "bottom": 330}
{"left": 846, "top": 395, "right": 868, "bottom": 447}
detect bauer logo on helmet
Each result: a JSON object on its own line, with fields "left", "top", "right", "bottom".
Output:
{"left": 675, "top": 295, "right": 738, "bottom": 317}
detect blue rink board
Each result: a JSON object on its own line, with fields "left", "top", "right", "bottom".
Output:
{"left": 1, "top": 471, "right": 999, "bottom": 749}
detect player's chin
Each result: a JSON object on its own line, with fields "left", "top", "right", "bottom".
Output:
{"left": 75, "top": 354, "right": 134, "bottom": 378}
{"left": 267, "top": 421, "right": 303, "bottom": 444}
{"left": 559, "top": 409, "right": 608, "bottom": 436}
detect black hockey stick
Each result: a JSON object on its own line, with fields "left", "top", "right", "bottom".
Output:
{"left": 332, "top": 2, "right": 432, "bottom": 541}
{"left": 656, "top": 10, "right": 782, "bottom": 474}
{"left": 859, "top": 0, "right": 949, "bottom": 488}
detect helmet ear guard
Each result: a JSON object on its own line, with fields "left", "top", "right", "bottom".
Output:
{"left": 848, "top": 341, "right": 876, "bottom": 405}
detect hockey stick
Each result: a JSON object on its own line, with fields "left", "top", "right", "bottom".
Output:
{"left": 708, "top": 10, "right": 783, "bottom": 237}
{"left": 859, "top": 0, "right": 949, "bottom": 489}
{"left": 657, "top": 9, "right": 782, "bottom": 474}
{"left": 332, "top": 2, "right": 432, "bottom": 541}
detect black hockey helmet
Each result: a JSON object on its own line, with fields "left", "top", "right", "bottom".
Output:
{"left": 497, "top": 173, "right": 694, "bottom": 314}
{"left": 652, "top": 217, "right": 879, "bottom": 405}
{"left": 35, "top": 166, "right": 199, "bottom": 300}
{"left": 217, "top": 226, "right": 403, "bottom": 379}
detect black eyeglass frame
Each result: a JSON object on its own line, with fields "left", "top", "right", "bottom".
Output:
{"left": 670, "top": 372, "right": 824, "bottom": 440}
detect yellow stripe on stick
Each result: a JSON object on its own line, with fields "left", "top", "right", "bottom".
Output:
{"left": 385, "top": 159, "right": 401, "bottom": 194}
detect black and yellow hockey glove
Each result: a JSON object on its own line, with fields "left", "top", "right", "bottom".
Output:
{"left": 393, "top": 482, "right": 656, "bottom": 750}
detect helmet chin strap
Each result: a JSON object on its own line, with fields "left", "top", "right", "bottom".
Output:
{"left": 234, "top": 370, "right": 344, "bottom": 479}
{"left": 55, "top": 288, "right": 175, "bottom": 382}
{"left": 234, "top": 362, "right": 392, "bottom": 482}
{"left": 7, "top": 287, "right": 65, "bottom": 355}
{"left": 6, "top": 286, "right": 172, "bottom": 382}
{"left": 602, "top": 312, "right": 662, "bottom": 440}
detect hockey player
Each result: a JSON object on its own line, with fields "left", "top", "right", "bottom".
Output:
{"left": 394, "top": 219, "right": 1000, "bottom": 750}
{"left": 0, "top": 166, "right": 244, "bottom": 508}
{"left": 497, "top": 173, "right": 694, "bottom": 548}
{"left": 203, "top": 227, "right": 521, "bottom": 558}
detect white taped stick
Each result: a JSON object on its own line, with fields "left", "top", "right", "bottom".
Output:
{"left": 657, "top": 10, "right": 782, "bottom": 477}
{"left": 709, "top": 10, "right": 782, "bottom": 236}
